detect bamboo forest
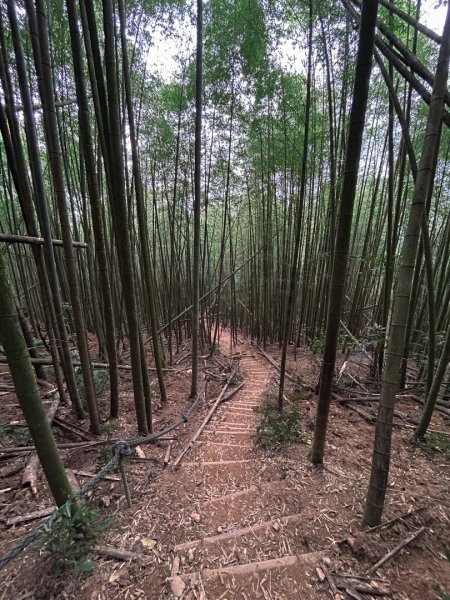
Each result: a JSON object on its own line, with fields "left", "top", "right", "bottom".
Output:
{"left": 0, "top": 0, "right": 449, "bottom": 597}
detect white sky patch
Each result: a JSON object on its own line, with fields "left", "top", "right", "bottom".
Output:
{"left": 145, "top": 15, "right": 195, "bottom": 81}
{"left": 421, "top": 1, "right": 447, "bottom": 34}
{"left": 275, "top": 38, "right": 307, "bottom": 75}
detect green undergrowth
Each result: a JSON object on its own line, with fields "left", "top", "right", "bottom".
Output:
{"left": 435, "top": 585, "right": 450, "bottom": 600}
{"left": 254, "top": 389, "right": 303, "bottom": 454}
{"left": 75, "top": 367, "right": 110, "bottom": 411}
{"left": 413, "top": 433, "right": 450, "bottom": 460}
{"left": 96, "top": 420, "right": 116, "bottom": 470}
{"left": 229, "top": 370, "right": 244, "bottom": 386}
{"left": 0, "top": 423, "right": 24, "bottom": 438}
{"left": 37, "top": 502, "right": 111, "bottom": 576}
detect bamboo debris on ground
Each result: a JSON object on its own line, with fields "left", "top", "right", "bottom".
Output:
{"left": 52, "top": 417, "right": 96, "bottom": 441}
{"left": 0, "top": 356, "right": 176, "bottom": 373}
{"left": 22, "top": 393, "right": 61, "bottom": 494}
{"left": 95, "top": 546, "right": 145, "bottom": 561}
{"left": 6, "top": 506, "right": 56, "bottom": 527}
{"left": 219, "top": 381, "right": 246, "bottom": 403}
{"left": 363, "top": 507, "right": 425, "bottom": 534}
{"left": 257, "top": 347, "right": 297, "bottom": 384}
{"left": 368, "top": 527, "right": 426, "bottom": 574}
{"left": 72, "top": 470, "right": 120, "bottom": 482}
{"left": 172, "top": 371, "right": 242, "bottom": 468}
{"left": 164, "top": 442, "right": 173, "bottom": 467}
{"left": 0, "top": 436, "right": 175, "bottom": 456}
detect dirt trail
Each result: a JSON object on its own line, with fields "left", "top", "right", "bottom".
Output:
{"left": 169, "top": 331, "right": 327, "bottom": 599}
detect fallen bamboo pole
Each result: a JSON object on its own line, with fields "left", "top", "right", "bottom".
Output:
{"left": 0, "top": 436, "right": 175, "bottom": 456}
{"left": 368, "top": 527, "right": 426, "bottom": 574}
{"left": 0, "top": 356, "right": 175, "bottom": 372}
{"left": 172, "top": 372, "right": 240, "bottom": 468}
{"left": 257, "top": 346, "right": 300, "bottom": 385}
{"left": 0, "top": 233, "right": 87, "bottom": 248}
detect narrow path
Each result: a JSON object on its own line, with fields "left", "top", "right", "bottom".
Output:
{"left": 169, "top": 332, "right": 327, "bottom": 599}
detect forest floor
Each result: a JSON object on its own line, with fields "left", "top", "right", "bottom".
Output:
{"left": 0, "top": 330, "right": 449, "bottom": 600}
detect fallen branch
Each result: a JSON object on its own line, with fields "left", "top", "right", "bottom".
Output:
{"left": 157, "top": 249, "right": 262, "bottom": 335}
{"left": 341, "top": 402, "right": 375, "bottom": 423}
{"left": 363, "top": 506, "right": 425, "bottom": 534}
{"left": 0, "top": 356, "right": 175, "bottom": 373}
{"left": 22, "top": 394, "right": 61, "bottom": 494}
{"left": 344, "top": 587, "right": 366, "bottom": 600}
{"left": 368, "top": 527, "right": 426, "bottom": 574}
{"left": 339, "top": 583, "right": 390, "bottom": 596}
{"left": 52, "top": 417, "right": 96, "bottom": 441}
{"left": 221, "top": 381, "right": 246, "bottom": 403}
{"left": 320, "top": 561, "right": 339, "bottom": 596}
{"left": 173, "top": 551, "right": 327, "bottom": 582}
{"left": 258, "top": 347, "right": 315, "bottom": 391}
{"left": 409, "top": 394, "right": 450, "bottom": 418}
{"left": 163, "top": 442, "right": 173, "bottom": 467}
{"left": 72, "top": 470, "right": 120, "bottom": 482}
{"left": 172, "top": 371, "right": 237, "bottom": 468}
{"left": 6, "top": 506, "right": 55, "bottom": 527}
{"left": 95, "top": 546, "right": 144, "bottom": 561}
{"left": 0, "top": 435, "right": 175, "bottom": 456}
{"left": 257, "top": 347, "right": 297, "bottom": 383}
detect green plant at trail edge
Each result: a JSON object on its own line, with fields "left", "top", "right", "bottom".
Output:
{"left": 229, "top": 370, "right": 244, "bottom": 385}
{"left": 434, "top": 585, "right": 450, "bottom": 600}
{"left": 37, "top": 502, "right": 111, "bottom": 575}
{"left": 254, "top": 391, "right": 303, "bottom": 454}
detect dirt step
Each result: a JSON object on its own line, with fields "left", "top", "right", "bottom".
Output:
{"left": 225, "top": 411, "right": 259, "bottom": 417}
{"left": 179, "top": 459, "right": 264, "bottom": 486}
{"left": 175, "top": 511, "right": 305, "bottom": 552}
{"left": 194, "top": 440, "right": 253, "bottom": 448}
{"left": 215, "top": 423, "right": 254, "bottom": 430}
{"left": 190, "top": 442, "right": 254, "bottom": 462}
{"left": 210, "top": 430, "right": 253, "bottom": 436}
{"left": 182, "top": 459, "right": 253, "bottom": 467}
{"left": 171, "top": 551, "right": 327, "bottom": 599}
{"left": 203, "top": 433, "right": 253, "bottom": 445}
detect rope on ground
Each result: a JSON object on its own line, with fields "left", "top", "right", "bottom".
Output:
{"left": 0, "top": 377, "right": 208, "bottom": 570}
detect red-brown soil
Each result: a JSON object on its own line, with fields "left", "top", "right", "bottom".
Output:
{"left": 0, "top": 331, "right": 449, "bottom": 599}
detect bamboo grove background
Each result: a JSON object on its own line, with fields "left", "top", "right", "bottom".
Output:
{"left": 0, "top": 0, "right": 449, "bottom": 477}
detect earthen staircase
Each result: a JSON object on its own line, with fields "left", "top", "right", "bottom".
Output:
{"left": 169, "top": 335, "right": 328, "bottom": 599}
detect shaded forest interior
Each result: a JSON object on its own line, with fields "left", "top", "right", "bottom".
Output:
{"left": 0, "top": 0, "right": 449, "bottom": 598}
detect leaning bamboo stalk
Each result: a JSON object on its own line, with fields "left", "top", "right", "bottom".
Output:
{"left": 172, "top": 372, "right": 238, "bottom": 468}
